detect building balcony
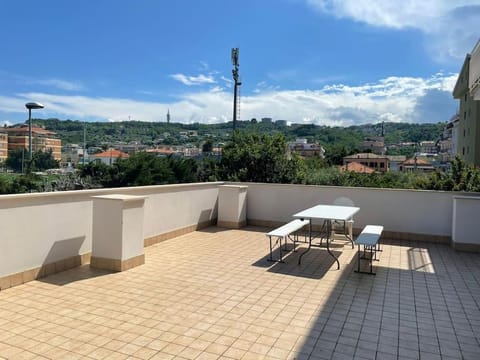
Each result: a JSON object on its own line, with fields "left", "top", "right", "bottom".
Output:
{"left": 0, "top": 183, "right": 479, "bottom": 359}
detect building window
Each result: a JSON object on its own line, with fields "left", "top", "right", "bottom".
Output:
{"left": 464, "top": 111, "right": 467, "bottom": 120}
{"left": 465, "top": 93, "right": 467, "bottom": 101}
{"left": 463, "top": 147, "right": 465, "bottom": 155}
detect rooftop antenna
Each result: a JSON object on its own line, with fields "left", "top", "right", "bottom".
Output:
{"left": 231, "top": 48, "right": 242, "bottom": 131}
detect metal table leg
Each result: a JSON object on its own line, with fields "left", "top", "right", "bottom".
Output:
{"left": 298, "top": 218, "right": 312, "bottom": 265}
{"left": 325, "top": 219, "right": 340, "bottom": 270}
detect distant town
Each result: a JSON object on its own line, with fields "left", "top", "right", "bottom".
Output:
{"left": 0, "top": 113, "right": 463, "bottom": 176}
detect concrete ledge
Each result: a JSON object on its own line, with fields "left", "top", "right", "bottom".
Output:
{"left": 0, "top": 253, "right": 91, "bottom": 291}
{"left": 90, "top": 254, "right": 145, "bottom": 272}
{"left": 144, "top": 219, "right": 215, "bottom": 247}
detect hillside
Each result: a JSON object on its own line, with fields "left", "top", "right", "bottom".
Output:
{"left": 28, "top": 118, "right": 446, "bottom": 150}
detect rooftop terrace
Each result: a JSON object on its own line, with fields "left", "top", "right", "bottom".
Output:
{"left": 1, "top": 226, "right": 480, "bottom": 360}
{"left": 0, "top": 182, "right": 480, "bottom": 359}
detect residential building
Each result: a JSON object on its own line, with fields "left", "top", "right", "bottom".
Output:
{"left": 2, "top": 124, "right": 62, "bottom": 160}
{"left": 114, "top": 142, "right": 148, "bottom": 154}
{"left": 288, "top": 138, "right": 325, "bottom": 158}
{"left": 399, "top": 157, "right": 435, "bottom": 173}
{"left": 452, "top": 45, "right": 480, "bottom": 166}
{"left": 386, "top": 155, "right": 407, "bottom": 172}
{"left": 147, "top": 146, "right": 183, "bottom": 157}
{"left": 0, "top": 133, "right": 8, "bottom": 161}
{"left": 339, "top": 161, "right": 375, "bottom": 173}
{"left": 89, "top": 148, "right": 129, "bottom": 165}
{"left": 358, "top": 136, "right": 385, "bottom": 155}
{"left": 343, "top": 153, "right": 389, "bottom": 172}
{"left": 437, "top": 115, "right": 459, "bottom": 163}
{"left": 419, "top": 141, "right": 438, "bottom": 155}
{"left": 61, "top": 143, "right": 84, "bottom": 166}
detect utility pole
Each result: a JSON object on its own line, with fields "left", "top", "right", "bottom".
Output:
{"left": 231, "top": 48, "right": 242, "bottom": 131}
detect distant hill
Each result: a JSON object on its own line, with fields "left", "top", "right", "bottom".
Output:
{"left": 28, "top": 118, "right": 446, "bottom": 151}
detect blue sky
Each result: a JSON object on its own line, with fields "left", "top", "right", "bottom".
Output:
{"left": 1, "top": 0, "right": 479, "bottom": 126}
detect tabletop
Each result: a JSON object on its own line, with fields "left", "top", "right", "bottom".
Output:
{"left": 293, "top": 204, "right": 360, "bottom": 221}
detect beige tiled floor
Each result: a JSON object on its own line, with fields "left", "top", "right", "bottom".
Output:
{"left": 0, "top": 226, "right": 480, "bottom": 359}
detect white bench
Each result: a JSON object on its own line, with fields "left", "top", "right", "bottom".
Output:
{"left": 266, "top": 219, "right": 309, "bottom": 263}
{"left": 354, "top": 225, "right": 383, "bottom": 275}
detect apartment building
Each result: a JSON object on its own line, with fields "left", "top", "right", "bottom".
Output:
{"left": 0, "top": 133, "right": 8, "bottom": 161}
{"left": 452, "top": 46, "right": 480, "bottom": 166}
{"left": 2, "top": 125, "right": 62, "bottom": 160}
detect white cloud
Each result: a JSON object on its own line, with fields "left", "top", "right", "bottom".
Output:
{"left": 29, "top": 78, "right": 85, "bottom": 91}
{"left": 0, "top": 73, "right": 458, "bottom": 126}
{"left": 170, "top": 73, "right": 216, "bottom": 86}
{"left": 306, "top": 0, "right": 480, "bottom": 61}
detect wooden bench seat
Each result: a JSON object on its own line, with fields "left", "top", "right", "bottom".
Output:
{"left": 354, "top": 225, "right": 383, "bottom": 275}
{"left": 266, "top": 219, "right": 309, "bottom": 263}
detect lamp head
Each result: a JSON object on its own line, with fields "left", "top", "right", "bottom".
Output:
{"left": 25, "top": 102, "right": 45, "bottom": 110}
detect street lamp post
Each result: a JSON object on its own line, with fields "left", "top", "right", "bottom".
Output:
{"left": 25, "top": 102, "right": 44, "bottom": 162}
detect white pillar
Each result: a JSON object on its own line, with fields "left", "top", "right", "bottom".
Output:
{"left": 91, "top": 194, "right": 147, "bottom": 271}
{"left": 217, "top": 185, "right": 248, "bottom": 228}
{"left": 452, "top": 195, "right": 480, "bottom": 252}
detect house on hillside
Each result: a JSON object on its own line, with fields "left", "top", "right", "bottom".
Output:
{"left": 386, "top": 155, "right": 407, "bottom": 172}
{"left": 343, "top": 153, "right": 389, "bottom": 172}
{"left": 339, "top": 161, "right": 375, "bottom": 174}
{"left": 89, "top": 148, "right": 129, "bottom": 165}
{"left": 358, "top": 136, "right": 385, "bottom": 155}
{"left": 288, "top": 139, "right": 325, "bottom": 158}
{"left": 399, "top": 157, "right": 434, "bottom": 173}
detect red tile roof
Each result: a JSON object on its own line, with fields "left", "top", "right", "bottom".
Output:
{"left": 90, "top": 149, "right": 129, "bottom": 159}
{"left": 340, "top": 161, "right": 375, "bottom": 174}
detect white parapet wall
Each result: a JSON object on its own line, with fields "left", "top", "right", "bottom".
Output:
{"left": 0, "top": 182, "right": 220, "bottom": 284}
{"left": 241, "top": 183, "right": 471, "bottom": 242}
{"left": 452, "top": 195, "right": 480, "bottom": 251}
{"left": 1, "top": 181, "right": 478, "bottom": 289}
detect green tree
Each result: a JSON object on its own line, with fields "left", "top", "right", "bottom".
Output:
{"left": 105, "top": 152, "right": 176, "bottom": 187}
{"left": 166, "top": 156, "right": 198, "bottom": 183}
{"left": 30, "top": 149, "right": 59, "bottom": 171}
{"left": 201, "top": 139, "right": 213, "bottom": 153}
{"left": 197, "top": 157, "right": 219, "bottom": 182}
{"left": 5, "top": 149, "right": 25, "bottom": 172}
{"left": 219, "top": 132, "right": 305, "bottom": 183}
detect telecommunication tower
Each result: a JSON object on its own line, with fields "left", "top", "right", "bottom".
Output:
{"left": 231, "top": 48, "right": 242, "bottom": 131}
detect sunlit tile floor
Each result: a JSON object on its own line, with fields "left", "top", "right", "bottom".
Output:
{"left": 0, "top": 226, "right": 479, "bottom": 360}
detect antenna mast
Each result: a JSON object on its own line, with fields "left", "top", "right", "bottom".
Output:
{"left": 231, "top": 48, "right": 242, "bottom": 131}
